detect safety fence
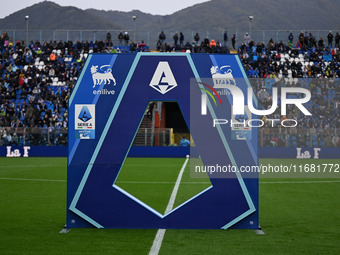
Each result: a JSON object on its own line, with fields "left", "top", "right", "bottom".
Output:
{"left": 2, "top": 29, "right": 339, "bottom": 49}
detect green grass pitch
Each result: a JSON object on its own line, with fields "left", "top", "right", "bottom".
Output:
{"left": 0, "top": 157, "right": 339, "bottom": 254}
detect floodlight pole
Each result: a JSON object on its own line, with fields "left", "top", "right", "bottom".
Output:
{"left": 25, "top": 15, "right": 29, "bottom": 46}
{"left": 248, "top": 16, "right": 253, "bottom": 40}
{"left": 132, "top": 16, "right": 137, "bottom": 42}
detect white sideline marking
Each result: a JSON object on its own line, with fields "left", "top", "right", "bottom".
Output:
{"left": 149, "top": 229, "right": 166, "bottom": 255}
{"left": 0, "top": 177, "right": 66, "bottom": 182}
{"left": 119, "top": 181, "right": 210, "bottom": 184}
{"left": 1, "top": 177, "right": 340, "bottom": 185}
{"left": 118, "top": 180, "right": 340, "bottom": 184}
{"left": 165, "top": 158, "right": 189, "bottom": 214}
{"left": 259, "top": 180, "right": 340, "bottom": 184}
{"left": 148, "top": 157, "right": 189, "bottom": 255}
{"left": 124, "top": 163, "right": 184, "bottom": 167}
{"left": 0, "top": 164, "right": 61, "bottom": 168}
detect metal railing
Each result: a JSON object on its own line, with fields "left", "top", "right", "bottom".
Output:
{"left": 0, "top": 127, "right": 68, "bottom": 146}
{"left": 132, "top": 128, "right": 171, "bottom": 146}
{"left": 2, "top": 29, "right": 339, "bottom": 49}
{"left": 1, "top": 126, "right": 339, "bottom": 147}
{"left": 0, "top": 126, "right": 171, "bottom": 147}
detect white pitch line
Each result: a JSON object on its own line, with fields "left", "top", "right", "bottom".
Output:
{"left": 0, "top": 164, "right": 61, "bottom": 168}
{"left": 118, "top": 181, "right": 210, "bottom": 184}
{"left": 148, "top": 229, "right": 166, "bottom": 255}
{"left": 148, "top": 157, "right": 189, "bottom": 255}
{"left": 124, "top": 164, "right": 184, "bottom": 167}
{"left": 165, "top": 157, "right": 189, "bottom": 214}
{"left": 118, "top": 180, "right": 340, "bottom": 185}
{"left": 259, "top": 180, "right": 340, "bottom": 184}
{"left": 0, "top": 177, "right": 66, "bottom": 182}
{"left": 1, "top": 177, "right": 340, "bottom": 185}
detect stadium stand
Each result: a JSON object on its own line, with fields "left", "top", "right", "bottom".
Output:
{"left": 0, "top": 32, "right": 339, "bottom": 147}
{"left": 237, "top": 31, "right": 340, "bottom": 147}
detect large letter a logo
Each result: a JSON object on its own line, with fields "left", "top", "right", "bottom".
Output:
{"left": 149, "top": 61, "right": 178, "bottom": 94}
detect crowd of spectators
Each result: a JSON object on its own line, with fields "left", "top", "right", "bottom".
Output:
{"left": 0, "top": 30, "right": 339, "bottom": 147}
{"left": 236, "top": 31, "right": 340, "bottom": 147}
{"left": 240, "top": 31, "right": 340, "bottom": 79}
{"left": 156, "top": 31, "right": 230, "bottom": 54}
{"left": 0, "top": 34, "right": 135, "bottom": 146}
{"left": 255, "top": 78, "right": 340, "bottom": 147}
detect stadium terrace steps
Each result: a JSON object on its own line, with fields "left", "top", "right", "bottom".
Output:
{"left": 132, "top": 115, "right": 153, "bottom": 146}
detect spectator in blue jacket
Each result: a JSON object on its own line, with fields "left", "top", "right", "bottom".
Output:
{"left": 180, "top": 137, "right": 190, "bottom": 147}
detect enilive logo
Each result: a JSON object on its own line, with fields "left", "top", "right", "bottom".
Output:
{"left": 91, "top": 65, "right": 116, "bottom": 87}
{"left": 91, "top": 65, "right": 116, "bottom": 96}
{"left": 211, "top": 65, "right": 236, "bottom": 87}
{"left": 149, "top": 61, "right": 177, "bottom": 94}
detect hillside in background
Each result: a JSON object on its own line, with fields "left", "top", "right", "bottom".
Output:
{"left": 0, "top": 0, "right": 339, "bottom": 33}
{"left": 87, "top": 0, "right": 340, "bottom": 31}
{"left": 0, "top": 1, "right": 122, "bottom": 30}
